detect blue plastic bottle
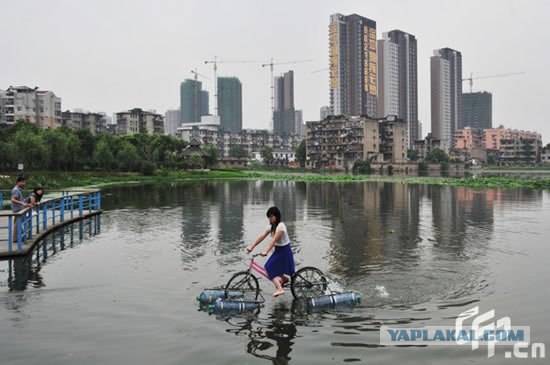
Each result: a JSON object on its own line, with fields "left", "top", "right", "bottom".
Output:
{"left": 307, "top": 291, "right": 361, "bottom": 309}
{"left": 196, "top": 289, "right": 244, "bottom": 304}
{"left": 209, "top": 298, "right": 261, "bottom": 314}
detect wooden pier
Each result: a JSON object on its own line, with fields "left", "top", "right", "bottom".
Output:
{"left": 0, "top": 190, "right": 102, "bottom": 257}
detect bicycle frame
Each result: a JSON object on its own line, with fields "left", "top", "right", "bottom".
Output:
{"left": 248, "top": 254, "right": 270, "bottom": 280}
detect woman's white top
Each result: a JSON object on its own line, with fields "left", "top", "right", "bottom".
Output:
{"left": 266, "top": 222, "right": 290, "bottom": 246}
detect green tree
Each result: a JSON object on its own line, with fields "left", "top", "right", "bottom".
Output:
{"left": 94, "top": 140, "right": 114, "bottom": 170}
{"left": 418, "top": 161, "right": 428, "bottom": 171}
{"left": 352, "top": 156, "right": 376, "bottom": 174}
{"left": 188, "top": 153, "right": 203, "bottom": 169}
{"left": 151, "top": 134, "right": 185, "bottom": 167}
{"left": 260, "top": 146, "right": 274, "bottom": 166}
{"left": 43, "top": 128, "right": 70, "bottom": 170}
{"left": 407, "top": 149, "right": 420, "bottom": 161}
{"left": 229, "top": 146, "right": 249, "bottom": 158}
{"left": 295, "top": 139, "right": 306, "bottom": 167}
{"left": 0, "top": 141, "right": 16, "bottom": 170}
{"left": 14, "top": 130, "right": 49, "bottom": 170}
{"left": 203, "top": 144, "right": 220, "bottom": 168}
{"left": 425, "top": 148, "right": 450, "bottom": 164}
{"left": 117, "top": 141, "right": 140, "bottom": 171}
{"left": 76, "top": 129, "right": 96, "bottom": 168}
{"left": 124, "top": 133, "right": 154, "bottom": 161}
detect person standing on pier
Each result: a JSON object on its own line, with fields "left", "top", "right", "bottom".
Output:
{"left": 10, "top": 176, "right": 31, "bottom": 241}
{"left": 11, "top": 177, "right": 30, "bottom": 213}
{"left": 247, "top": 206, "right": 296, "bottom": 297}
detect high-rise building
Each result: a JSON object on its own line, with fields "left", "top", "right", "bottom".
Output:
{"left": 329, "top": 13, "right": 377, "bottom": 117}
{"left": 462, "top": 91, "right": 492, "bottom": 130}
{"left": 320, "top": 106, "right": 330, "bottom": 120}
{"left": 295, "top": 109, "right": 304, "bottom": 136}
{"left": 217, "top": 77, "right": 242, "bottom": 132}
{"left": 274, "top": 70, "right": 295, "bottom": 135}
{"left": 0, "top": 86, "right": 62, "bottom": 127}
{"left": 200, "top": 90, "right": 209, "bottom": 117}
{"left": 180, "top": 79, "right": 209, "bottom": 123}
{"left": 378, "top": 30, "right": 419, "bottom": 148}
{"left": 431, "top": 48, "right": 462, "bottom": 151}
{"left": 164, "top": 109, "right": 181, "bottom": 136}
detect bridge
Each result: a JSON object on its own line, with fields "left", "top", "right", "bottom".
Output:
{"left": 0, "top": 189, "right": 102, "bottom": 257}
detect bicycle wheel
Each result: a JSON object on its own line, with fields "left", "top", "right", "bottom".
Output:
{"left": 225, "top": 271, "right": 260, "bottom": 301}
{"left": 291, "top": 266, "right": 328, "bottom": 299}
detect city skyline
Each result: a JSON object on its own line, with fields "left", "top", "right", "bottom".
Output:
{"left": 1, "top": 0, "right": 548, "bottom": 143}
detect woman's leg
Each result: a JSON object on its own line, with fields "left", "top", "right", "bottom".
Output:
{"left": 272, "top": 277, "right": 285, "bottom": 297}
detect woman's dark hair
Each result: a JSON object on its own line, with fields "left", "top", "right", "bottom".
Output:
{"left": 266, "top": 206, "right": 281, "bottom": 235}
{"left": 33, "top": 187, "right": 44, "bottom": 202}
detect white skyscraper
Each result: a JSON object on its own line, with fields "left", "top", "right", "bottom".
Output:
{"left": 431, "top": 48, "right": 462, "bottom": 151}
{"left": 378, "top": 30, "right": 419, "bottom": 148}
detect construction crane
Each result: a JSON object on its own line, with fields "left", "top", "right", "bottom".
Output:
{"left": 261, "top": 58, "right": 312, "bottom": 129}
{"left": 462, "top": 72, "right": 525, "bottom": 93}
{"left": 311, "top": 67, "right": 329, "bottom": 74}
{"left": 190, "top": 69, "right": 209, "bottom": 123}
{"left": 204, "top": 57, "right": 258, "bottom": 115}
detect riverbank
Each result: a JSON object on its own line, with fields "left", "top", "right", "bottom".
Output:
{"left": 1, "top": 169, "right": 550, "bottom": 191}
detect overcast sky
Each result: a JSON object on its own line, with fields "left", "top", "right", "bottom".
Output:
{"left": 1, "top": 0, "right": 548, "bottom": 143}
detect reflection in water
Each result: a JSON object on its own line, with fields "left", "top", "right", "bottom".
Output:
{"left": 179, "top": 183, "right": 214, "bottom": 265}
{"left": 217, "top": 182, "right": 245, "bottom": 255}
{"left": 224, "top": 302, "right": 298, "bottom": 365}
{"left": 2, "top": 215, "right": 101, "bottom": 292}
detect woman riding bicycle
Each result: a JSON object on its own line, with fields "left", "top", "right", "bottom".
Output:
{"left": 246, "top": 206, "right": 295, "bottom": 297}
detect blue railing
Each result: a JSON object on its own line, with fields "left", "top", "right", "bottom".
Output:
{"left": 0, "top": 190, "right": 101, "bottom": 254}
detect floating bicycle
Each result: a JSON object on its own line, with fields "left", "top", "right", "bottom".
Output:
{"left": 224, "top": 253, "right": 329, "bottom": 301}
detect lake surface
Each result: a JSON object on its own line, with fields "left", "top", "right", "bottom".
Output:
{"left": 1, "top": 180, "right": 549, "bottom": 364}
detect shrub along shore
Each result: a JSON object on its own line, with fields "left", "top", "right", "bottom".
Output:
{"left": 1, "top": 170, "right": 550, "bottom": 191}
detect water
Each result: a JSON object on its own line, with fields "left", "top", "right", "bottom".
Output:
{"left": 1, "top": 180, "right": 549, "bottom": 364}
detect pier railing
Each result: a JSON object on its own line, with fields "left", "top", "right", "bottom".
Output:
{"left": 0, "top": 189, "right": 101, "bottom": 254}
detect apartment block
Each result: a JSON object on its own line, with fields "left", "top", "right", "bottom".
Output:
{"left": 176, "top": 121, "right": 301, "bottom": 160}
{"left": 413, "top": 133, "right": 441, "bottom": 159}
{"left": 61, "top": 111, "right": 107, "bottom": 135}
{"left": 115, "top": 108, "right": 164, "bottom": 135}
{"left": 0, "top": 86, "right": 62, "bottom": 127}
{"left": 454, "top": 128, "right": 483, "bottom": 150}
{"left": 305, "top": 115, "right": 407, "bottom": 170}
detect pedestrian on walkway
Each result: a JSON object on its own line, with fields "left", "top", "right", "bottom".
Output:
{"left": 11, "top": 177, "right": 30, "bottom": 213}
{"left": 10, "top": 176, "right": 30, "bottom": 242}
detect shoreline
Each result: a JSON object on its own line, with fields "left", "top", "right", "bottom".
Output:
{"left": 2, "top": 169, "right": 550, "bottom": 191}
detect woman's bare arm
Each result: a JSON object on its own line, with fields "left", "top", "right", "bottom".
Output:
{"left": 247, "top": 229, "right": 270, "bottom": 252}
{"left": 261, "top": 231, "right": 283, "bottom": 256}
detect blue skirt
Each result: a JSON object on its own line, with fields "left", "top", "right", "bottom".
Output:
{"left": 264, "top": 244, "right": 295, "bottom": 280}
